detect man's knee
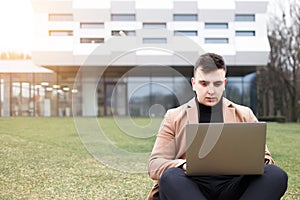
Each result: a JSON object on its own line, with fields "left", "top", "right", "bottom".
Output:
{"left": 265, "top": 164, "right": 288, "bottom": 188}
{"left": 160, "top": 167, "right": 184, "bottom": 186}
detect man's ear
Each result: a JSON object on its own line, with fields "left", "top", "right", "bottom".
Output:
{"left": 191, "top": 77, "right": 196, "bottom": 91}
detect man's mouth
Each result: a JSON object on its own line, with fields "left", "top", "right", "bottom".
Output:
{"left": 206, "top": 97, "right": 216, "bottom": 102}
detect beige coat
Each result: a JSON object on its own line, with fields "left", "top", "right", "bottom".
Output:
{"left": 147, "top": 97, "right": 274, "bottom": 200}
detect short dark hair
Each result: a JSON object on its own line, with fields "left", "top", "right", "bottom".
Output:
{"left": 194, "top": 53, "right": 227, "bottom": 75}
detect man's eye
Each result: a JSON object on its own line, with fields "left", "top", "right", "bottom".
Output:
{"left": 213, "top": 81, "right": 223, "bottom": 87}
{"left": 199, "top": 81, "right": 208, "bottom": 86}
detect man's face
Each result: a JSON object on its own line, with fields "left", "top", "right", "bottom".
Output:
{"left": 191, "top": 67, "right": 226, "bottom": 107}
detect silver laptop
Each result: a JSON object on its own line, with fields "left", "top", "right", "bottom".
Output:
{"left": 185, "top": 122, "right": 266, "bottom": 176}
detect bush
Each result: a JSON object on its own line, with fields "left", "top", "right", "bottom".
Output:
{"left": 258, "top": 115, "right": 286, "bottom": 123}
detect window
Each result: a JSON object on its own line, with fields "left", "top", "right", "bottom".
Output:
{"left": 143, "top": 23, "right": 167, "bottom": 29}
{"left": 111, "top": 14, "right": 136, "bottom": 21}
{"left": 173, "top": 14, "right": 198, "bottom": 21}
{"left": 80, "top": 38, "right": 104, "bottom": 44}
{"left": 48, "top": 14, "right": 73, "bottom": 21}
{"left": 174, "top": 30, "right": 198, "bottom": 36}
{"left": 80, "top": 22, "right": 104, "bottom": 29}
{"left": 49, "top": 30, "right": 73, "bottom": 36}
{"left": 143, "top": 38, "right": 167, "bottom": 44}
{"left": 111, "top": 30, "right": 136, "bottom": 36}
{"left": 205, "top": 23, "right": 228, "bottom": 29}
{"left": 236, "top": 30, "right": 255, "bottom": 36}
{"left": 235, "top": 14, "right": 255, "bottom": 22}
{"left": 205, "top": 38, "right": 228, "bottom": 44}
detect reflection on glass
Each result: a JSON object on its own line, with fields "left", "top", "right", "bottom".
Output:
{"left": 111, "top": 83, "right": 127, "bottom": 116}
{"left": 12, "top": 82, "right": 20, "bottom": 116}
{"left": 128, "top": 80, "right": 179, "bottom": 117}
{"left": 226, "top": 72, "right": 256, "bottom": 112}
{"left": 0, "top": 71, "right": 76, "bottom": 117}
{"left": 21, "top": 82, "right": 30, "bottom": 116}
{"left": 226, "top": 77, "right": 243, "bottom": 104}
{"left": 128, "top": 81, "right": 150, "bottom": 117}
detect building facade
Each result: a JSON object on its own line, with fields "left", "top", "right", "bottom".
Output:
{"left": 0, "top": 60, "right": 77, "bottom": 117}
{"left": 30, "top": 0, "right": 270, "bottom": 117}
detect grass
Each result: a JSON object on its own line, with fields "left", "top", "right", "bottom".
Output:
{"left": 0, "top": 118, "right": 299, "bottom": 199}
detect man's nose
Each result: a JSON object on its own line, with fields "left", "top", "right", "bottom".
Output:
{"left": 207, "top": 85, "right": 215, "bottom": 94}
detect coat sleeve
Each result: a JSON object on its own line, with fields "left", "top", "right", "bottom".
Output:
{"left": 246, "top": 107, "right": 275, "bottom": 165}
{"left": 148, "top": 110, "right": 186, "bottom": 180}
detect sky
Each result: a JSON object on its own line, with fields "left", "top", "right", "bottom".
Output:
{"left": 0, "top": 0, "right": 33, "bottom": 53}
{"left": 0, "top": 0, "right": 290, "bottom": 54}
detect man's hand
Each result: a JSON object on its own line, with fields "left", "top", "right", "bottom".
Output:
{"left": 182, "top": 163, "right": 186, "bottom": 171}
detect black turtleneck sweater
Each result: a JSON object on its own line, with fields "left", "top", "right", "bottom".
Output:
{"left": 197, "top": 99, "right": 224, "bottom": 123}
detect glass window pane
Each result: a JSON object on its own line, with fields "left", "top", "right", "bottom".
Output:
{"left": 49, "top": 14, "right": 73, "bottom": 21}
{"left": 143, "top": 23, "right": 167, "bottom": 29}
{"left": 225, "top": 77, "right": 243, "bottom": 104}
{"left": 173, "top": 76, "right": 194, "bottom": 104}
{"left": 150, "top": 83, "right": 179, "bottom": 117}
{"left": 80, "top": 22, "right": 104, "bottom": 29}
{"left": 1, "top": 75, "right": 10, "bottom": 116}
{"left": 173, "top": 14, "right": 198, "bottom": 21}
{"left": 143, "top": 38, "right": 167, "bottom": 44}
{"left": 80, "top": 38, "right": 104, "bottom": 43}
{"left": 205, "top": 38, "right": 228, "bottom": 44}
{"left": 111, "top": 14, "right": 136, "bottom": 21}
{"left": 111, "top": 30, "right": 136, "bottom": 36}
{"left": 205, "top": 23, "right": 228, "bottom": 29}
{"left": 174, "top": 30, "right": 198, "bottom": 36}
{"left": 128, "top": 78, "right": 150, "bottom": 117}
{"left": 235, "top": 14, "right": 255, "bottom": 21}
{"left": 127, "top": 76, "right": 180, "bottom": 117}
{"left": 12, "top": 82, "right": 21, "bottom": 116}
{"left": 236, "top": 30, "right": 255, "bottom": 36}
{"left": 49, "top": 30, "right": 73, "bottom": 36}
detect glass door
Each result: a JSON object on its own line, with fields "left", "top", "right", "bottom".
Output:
{"left": 104, "top": 82, "right": 127, "bottom": 116}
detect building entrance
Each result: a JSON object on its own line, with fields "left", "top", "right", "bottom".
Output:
{"left": 105, "top": 82, "right": 127, "bottom": 116}
{"left": 97, "top": 80, "right": 128, "bottom": 116}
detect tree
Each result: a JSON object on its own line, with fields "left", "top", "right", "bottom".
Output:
{"left": 257, "top": 0, "right": 300, "bottom": 122}
{"left": 0, "top": 51, "right": 31, "bottom": 60}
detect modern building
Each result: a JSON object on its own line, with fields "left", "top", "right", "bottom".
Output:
{"left": 0, "top": 60, "right": 56, "bottom": 117}
{"left": 30, "top": 0, "right": 270, "bottom": 117}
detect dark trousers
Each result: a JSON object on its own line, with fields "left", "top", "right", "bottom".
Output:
{"left": 159, "top": 165, "right": 288, "bottom": 200}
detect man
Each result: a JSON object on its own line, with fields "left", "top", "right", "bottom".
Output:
{"left": 147, "top": 53, "right": 288, "bottom": 200}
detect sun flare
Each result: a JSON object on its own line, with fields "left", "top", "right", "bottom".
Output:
{"left": 0, "top": 0, "right": 33, "bottom": 53}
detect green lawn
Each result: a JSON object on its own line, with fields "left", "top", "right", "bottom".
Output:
{"left": 0, "top": 118, "right": 299, "bottom": 199}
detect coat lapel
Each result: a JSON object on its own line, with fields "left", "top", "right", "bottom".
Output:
{"left": 186, "top": 98, "right": 199, "bottom": 124}
{"left": 222, "top": 98, "right": 236, "bottom": 122}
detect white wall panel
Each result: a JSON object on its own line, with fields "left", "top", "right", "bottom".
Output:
{"left": 32, "top": 0, "right": 270, "bottom": 67}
